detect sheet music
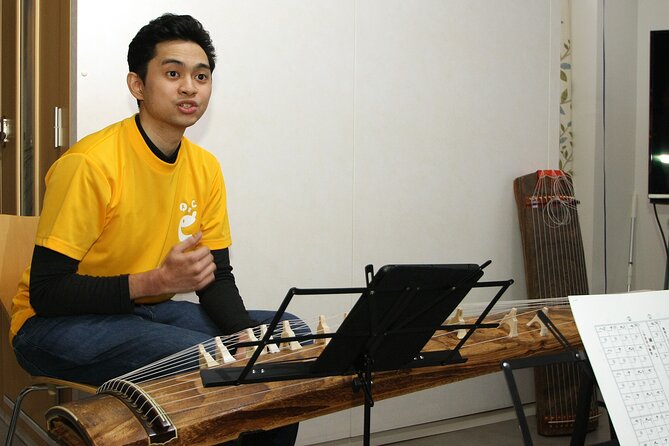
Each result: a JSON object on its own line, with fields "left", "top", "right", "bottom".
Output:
{"left": 569, "top": 291, "right": 669, "bottom": 446}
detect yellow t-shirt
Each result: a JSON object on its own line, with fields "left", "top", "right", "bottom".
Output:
{"left": 10, "top": 116, "right": 232, "bottom": 341}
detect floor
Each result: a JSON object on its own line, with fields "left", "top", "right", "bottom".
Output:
{"left": 1, "top": 416, "right": 27, "bottom": 446}
{"left": 0, "top": 419, "right": 25, "bottom": 446}
{"left": 388, "top": 413, "right": 612, "bottom": 445}
{"left": 1, "top": 411, "right": 612, "bottom": 446}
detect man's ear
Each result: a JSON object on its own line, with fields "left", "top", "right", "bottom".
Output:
{"left": 127, "top": 72, "right": 145, "bottom": 101}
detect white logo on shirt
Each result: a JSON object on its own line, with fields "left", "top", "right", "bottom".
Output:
{"left": 178, "top": 199, "right": 198, "bottom": 241}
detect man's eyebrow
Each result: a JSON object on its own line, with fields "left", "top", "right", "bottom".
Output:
{"left": 161, "top": 59, "right": 211, "bottom": 71}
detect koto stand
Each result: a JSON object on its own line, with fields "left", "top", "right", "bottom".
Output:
{"left": 500, "top": 311, "right": 618, "bottom": 446}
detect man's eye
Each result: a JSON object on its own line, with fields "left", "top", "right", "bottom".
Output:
{"left": 196, "top": 73, "right": 208, "bottom": 81}
{"left": 167, "top": 71, "right": 179, "bottom": 78}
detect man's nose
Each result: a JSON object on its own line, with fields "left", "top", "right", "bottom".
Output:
{"left": 180, "top": 77, "right": 197, "bottom": 95}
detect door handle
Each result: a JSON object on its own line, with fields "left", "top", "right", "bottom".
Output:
{"left": 54, "top": 107, "right": 64, "bottom": 148}
{"left": 0, "top": 116, "right": 12, "bottom": 145}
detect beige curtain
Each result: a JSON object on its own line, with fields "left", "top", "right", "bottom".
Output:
{"left": 559, "top": 0, "right": 573, "bottom": 175}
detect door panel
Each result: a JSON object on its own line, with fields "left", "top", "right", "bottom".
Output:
{"left": 19, "top": 0, "right": 35, "bottom": 215}
{"left": 36, "top": 0, "right": 69, "bottom": 210}
{"left": 0, "top": 0, "right": 70, "bottom": 216}
{"left": 1, "top": 0, "right": 18, "bottom": 214}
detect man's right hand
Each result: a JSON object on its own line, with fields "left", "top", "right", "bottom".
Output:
{"left": 128, "top": 231, "right": 216, "bottom": 299}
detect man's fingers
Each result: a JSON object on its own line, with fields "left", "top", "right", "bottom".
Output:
{"left": 187, "top": 246, "right": 213, "bottom": 265}
{"left": 160, "top": 232, "right": 216, "bottom": 293}
{"left": 174, "top": 231, "right": 203, "bottom": 253}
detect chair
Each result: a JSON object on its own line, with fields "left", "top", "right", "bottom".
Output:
{"left": 0, "top": 215, "right": 96, "bottom": 446}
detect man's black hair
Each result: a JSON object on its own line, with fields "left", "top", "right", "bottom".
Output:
{"left": 128, "top": 13, "right": 216, "bottom": 82}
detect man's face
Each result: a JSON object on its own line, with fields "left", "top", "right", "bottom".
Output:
{"left": 135, "top": 40, "right": 213, "bottom": 133}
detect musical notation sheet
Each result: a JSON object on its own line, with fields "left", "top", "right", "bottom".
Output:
{"left": 569, "top": 290, "right": 669, "bottom": 446}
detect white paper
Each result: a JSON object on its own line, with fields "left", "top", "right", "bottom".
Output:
{"left": 570, "top": 291, "right": 669, "bottom": 446}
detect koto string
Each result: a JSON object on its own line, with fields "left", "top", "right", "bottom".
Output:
{"left": 113, "top": 316, "right": 326, "bottom": 427}
{"left": 545, "top": 174, "right": 564, "bottom": 425}
{"left": 524, "top": 172, "right": 590, "bottom": 430}
{"left": 118, "top": 318, "right": 316, "bottom": 385}
{"left": 118, "top": 299, "right": 570, "bottom": 386}
{"left": 158, "top": 308, "right": 577, "bottom": 420}
{"left": 106, "top": 300, "right": 573, "bottom": 428}
{"left": 119, "top": 298, "right": 571, "bottom": 388}
{"left": 165, "top": 321, "right": 576, "bottom": 417}
{"left": 133, "top": 308, "right": 562, "bottom": 424}
{"left": 551, "top": 175, "right": 570, "bottom": 424}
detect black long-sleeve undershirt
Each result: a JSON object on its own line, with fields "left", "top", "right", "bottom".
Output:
{"left": 197, "top": 248, "right": 255, "bottom": 333}
{"left": 29, "top": 246, "right": 253, "bottom": 334}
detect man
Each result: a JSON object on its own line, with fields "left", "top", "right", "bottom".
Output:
{"left": 10, "top": 14, "right": 298, "bottom": 446}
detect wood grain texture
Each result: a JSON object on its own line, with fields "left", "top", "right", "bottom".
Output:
{"left": 47, "top": 308, "right": 581, "bottom": 446}
{"left": 513, "top": 171, "right": 595, "bottom": 436}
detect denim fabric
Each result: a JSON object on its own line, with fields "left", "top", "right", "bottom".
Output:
{"left": 13, "top": 301, "right": 300, "bottom": 385}
{"left": 12, "top": 300, "right": 303, "bottom": 445}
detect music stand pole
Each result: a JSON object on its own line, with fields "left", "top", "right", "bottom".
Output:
{"left": 352, "top": 354, "right": 375, "bottom": 446}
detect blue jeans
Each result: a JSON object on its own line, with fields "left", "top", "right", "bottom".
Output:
{"left": 13, "top": 300, "right": 303, "bottom": 445}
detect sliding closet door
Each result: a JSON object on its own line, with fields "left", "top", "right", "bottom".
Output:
{"left": 0, "top": 0, "right": 70, "bottom": 216}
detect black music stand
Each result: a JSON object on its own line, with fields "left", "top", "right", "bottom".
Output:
{"left": 500, "top": 311, "right": 618, "bottom": 446}
{"left": 201, "top": 261, "right": 513, "bottom": 445}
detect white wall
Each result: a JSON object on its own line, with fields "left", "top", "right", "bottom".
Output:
{"left": 570, "top": 0, "right": 604, "bottom": 294}
{"left": 571, "top": 0, "right": 640, "bottom": 295}
{"left": 76, "top": 1, "right": 561, "bottom": 443}
{"left": 602, "top": 0, "right": 638, "bottom": 293}
{"left": 632, "top": 1, "right": 669, "bottom": 292}
{"left": 576, "top": 0, "right": 669, "bottom": 295}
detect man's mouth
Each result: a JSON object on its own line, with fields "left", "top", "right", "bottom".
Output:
{"left": 178, "top": 102, "right": 198, "bottom": 113}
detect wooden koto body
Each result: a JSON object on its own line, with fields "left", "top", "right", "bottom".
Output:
{"left": 513, "top": 170, "right": 594, "bottom": 436}
{"left": 46, "top": 308, "right": 582, "bottom": 446}
{"left": 513, "top": 170, "right": 588, "bottom": 301}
